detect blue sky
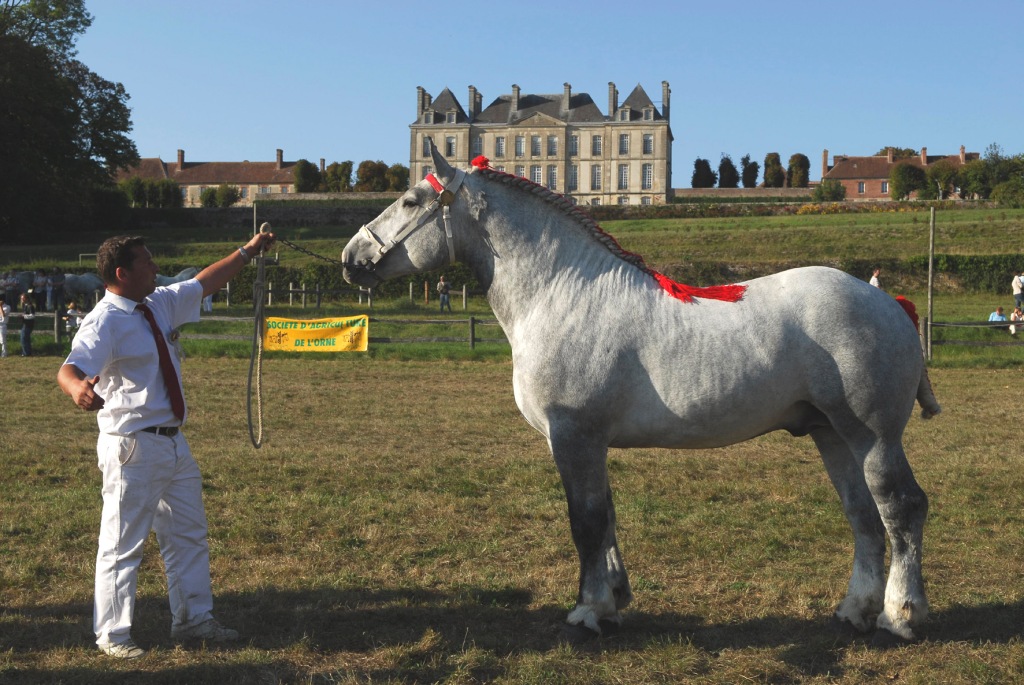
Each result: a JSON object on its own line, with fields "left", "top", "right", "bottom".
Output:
{"left": 76, "top": 0, "right": 1023, "bottom": 183}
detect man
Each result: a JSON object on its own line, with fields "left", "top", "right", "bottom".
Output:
{"left": 869, "top": 268, "right": 881, "bottom": 288}
{"left": 437, "top": 274, "right": 452, "bottom": 312}
{"left": 0, "top": 295, "right": 9, "bottom": 358}
{"left": 989, "top": 305, "right": 1009, "bottom": 331}
{"left": 57, "top": 232, "right": 275, "bottom": 659}
{"left": 1012, "top": 271, "right": 1024, "bottom": 310}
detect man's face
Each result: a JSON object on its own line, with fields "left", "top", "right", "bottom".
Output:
{"left": 120, "top": 246, "right": 159, "bottom": 300}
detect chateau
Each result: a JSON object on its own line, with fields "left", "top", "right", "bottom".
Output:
{"left": 410, "top": 81, "right": 674, "bottom": 205}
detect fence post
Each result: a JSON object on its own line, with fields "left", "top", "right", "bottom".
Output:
{"left": 302, "top": 282, "right": 306, "bottom": 308}
{"left": 462, "top": 284, "right": 467, "bottom": 310}
{"left": 289, "top": 282, "right": 294, "bottom": 307}
{"left": 368, "top": 288, "right": 373, "bottom": 309}
{"left": 409, "top": 282, "right": 414, "bottom": 302}
{"left": 469, "top": 316, "right": 476, "bottom": 349}
{"left": 925, "top": 317, "right": 932, "bottom": 361}
{"left": 267, "top": 281, "right": 273, "bottom": 306}
{"left": 53, "top": 312, "right": 62, "bottom": 345}
{"left": 424, "top": 280, "right": 428, "bottom": 305}
{"left": 225, "top": 282, "right": 231, "bottom": 307}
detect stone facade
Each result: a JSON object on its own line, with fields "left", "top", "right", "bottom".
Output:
{"left": 410, "top": 82, "right": 674, "bottom": 206}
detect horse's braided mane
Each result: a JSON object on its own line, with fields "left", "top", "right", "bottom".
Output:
{"left": 468, "top": 156, "right": 745, "bottom": 304}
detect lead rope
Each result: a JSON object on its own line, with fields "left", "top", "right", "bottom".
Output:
{"left": 246, "top": 223, "right": 270, "bottom": 448}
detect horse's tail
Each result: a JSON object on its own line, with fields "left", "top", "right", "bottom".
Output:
{"left": 917, "top": 367, "right": 942, "bottom": 420}
{"left": 893, "top": 295, "right": 941, "bottom": 419}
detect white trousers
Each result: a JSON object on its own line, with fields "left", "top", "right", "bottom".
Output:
{"left": 94, "top": 430, "right": 214, "bottom": 645}
{"left": 0, "top": 322, "right": 7, "bottom": 356}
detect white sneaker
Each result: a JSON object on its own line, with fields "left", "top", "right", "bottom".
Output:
{"left": 171, "top": 618, "right": 239, "bottom": 642}
{"left": 98, "top": 639, "right": 146, "bottom": 659}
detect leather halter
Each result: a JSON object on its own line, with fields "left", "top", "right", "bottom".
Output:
{"left": 359, "top": 168, "right": 465, "bottom": 270}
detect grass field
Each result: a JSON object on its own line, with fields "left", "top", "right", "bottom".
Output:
{"left": 3, "top": 206, "right": 1024, "bottom": 682}
{"left": 3, "top": 357, "right": 1024, "bottom": 683}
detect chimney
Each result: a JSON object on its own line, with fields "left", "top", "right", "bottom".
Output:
{"left": 177, "top": 149, "right": 184, "bottom": 167}
{"left": 920, "top": 147, "right": 927, "bottom": 166}
{"left": 276, "top": 149, "right": 283, "bottom": 170}
{"left": 320, "top": 158, "right": 325, "bottom": 174}
{"left": 511, "top": 84, "right": 520, "bottom": 119}
{"left": 960, "top": 145, "right": 966, "bottom": 164}
{"left": 608, "top": 82, "right": 618, "bottom": 118}
{"left": 416, "top": 86, "right": 425, "bottom": 117}
{"left": 468, "top": 85, "right": 478, "bottom": 120}
{"left": 886, "top": 148, "right": 893, "bottom": 163}
{"left": 822, "top": 149, "right": 829, "bottom": 178}
{"left": 662, "top": 80, "right": 671, "bottom": 122}
{"left": 562, "top": 82, "right": 572, "bottom": 116}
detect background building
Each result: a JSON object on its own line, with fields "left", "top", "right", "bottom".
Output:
{"left": 410, "top": 81, "right": 674, "bottom": 205}
{"left": 116, "top": 149, "right": 315, "bottom": 207}
{"left": 822, "top": 146, "right": 978, "bottom": 200}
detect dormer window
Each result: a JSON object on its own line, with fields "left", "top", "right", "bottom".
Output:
{"left": 618, "top": 109, "right": 630, "bottom": 121}
{"left": 446, "top": 111, "right": 456, "bottom": 124}
{"left": 423, "top": 112, "right": 432, "bottom": 124}
{"left": 643, "top": 108, "right": 653, "bottom": 121}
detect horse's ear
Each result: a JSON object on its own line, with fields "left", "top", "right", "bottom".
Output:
{"left": 429, "top": 137, "right": 456, "bottom": 182}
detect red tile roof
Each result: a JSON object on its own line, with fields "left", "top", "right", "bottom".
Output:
{"left": 115, "top": 158, "right": 297, "bottom": 185}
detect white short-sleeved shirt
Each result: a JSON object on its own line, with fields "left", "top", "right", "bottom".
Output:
{"left": 64, "top": 279, "right": 202, "bottom": 435}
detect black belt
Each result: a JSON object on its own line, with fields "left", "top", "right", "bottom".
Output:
{"left": 140, "top": 426, "right": 179, "bottom": 437}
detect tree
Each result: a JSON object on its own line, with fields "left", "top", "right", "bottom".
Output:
{"left": 199, "top": 187, "right": 218, "bottom": 208}
{"left": 740, "top": 154, "right": 760, "bottom": 188}
{"left": 717, "top": 155, "right": 739, "bottom": 189}
{"left": 926, "top": 159, "right": 960, "bottom": 200}
{"left": 0, "top": 1, "right": 138, "bottom": 239}
{"left": 323, "top": 161, "right": 353, "bottom": 192}
{"left": 385, "top": 163, "right": 410, "bottom": 191}
{"left": 786, "top": 153, "right": 810, "bottom": 188}
{"left": 812, "top": 179, "right": 847, "bottom": 202}
{"left": 292, "top": 159, "right": 321, "bottom": 193}
{"left": 874, "top": 147, "right": 917, "bottom": 160}
{"left": 763, "top": 153, "right": 785, "bottom": 188}
{"left": 992, "top": 178, "right": 1024, "bottom": 208}
{"left": 355, "top": 160, "right": 389, "bottom": 192}
{"left": 120, "top": 177, "right": 146, "bottom": 208}
{"left": 214, "top": 184, "right": 240, "bottom": 207}
{"left": 691, "top": 158, "right": 717, "bottom": 188}
{"left": 959, "top": 158, "right": 992, "bottom": 199}
{"left": 889, "top": 163, "right": 927, "bottom": 200}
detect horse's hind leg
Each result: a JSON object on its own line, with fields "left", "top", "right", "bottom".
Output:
{"left": 812, "top": 427, "right": 886, "bottom": 632}
{"left": 550, "top": 432, "right": 632, "bottom": 635}
{"left": 862, "top": 438, "right": 929, "bottom": 641}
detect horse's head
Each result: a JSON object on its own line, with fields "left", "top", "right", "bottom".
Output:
{"left": 342, "top": 140, "right": 467, "bottom": 287}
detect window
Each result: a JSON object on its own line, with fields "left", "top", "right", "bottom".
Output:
{"left": 531, "top": 165, "right": 542, "bottom": 184}
{"left": 570, "top": 135, "right": 579, "bottom": 156}
{"left": 641, "top": 196, "right": 652, "bottom": 205}
{"left": 495, "top": 165, "right": 506, "bottom": 172}
{"left": 642, "top": 164, "right": 653, "bottom": 190}
{"left": 472, "top": 136, "right": 482, "bottom": 156}
{"left": 531, "top": 135, "right": 541, "bottom": 156}
{"left": 618, "top": 196, "right": 629, "bottom": 205}
{"left": 515, "top": 165, "right": 525, "bottom": 178}
{"left": 515, "top": 136, "right": 525, "bottom": 157}
{"left": 547, "top": 135, "right": 558, "bottom": 156}
{"left": 240, "top": 187, "right": 248, "bottom": 199}
{"left": 422, "top": 166, "right": 433, "bottom": 179}
{"left": 590, "top": 197, "right": 601, "bottom": 206}
{"left": 619, "top": 134, "right": 629, "bottom": 155}
{"left": 881, "top": 181, "right": 889, "bottom": 194}
{"left": 259, "top": 186, "right": 270, "bottom": 195}
{"left": 858, "top": 182, "right": 865, "bottom": 194}
{"left": 422, "top": 137, "right": 431, "bottom": 157}
{"left": 446, "top": 111, "right": 456, "bottom": 124}
{"left": 618, "top": 109, "right": 629, "bottom": 121}
{"left": 495, "top": 136, "right": 506, "bottom": 157}
{"left": 591, "top": 135, "right": 602, "bottom": 156}
{"left": 423, "top": 113, "right": 431, "bottom": 124}
{"left": 618, "top": 164, "right": 629, "bottom": 190}
{"left": 568, "top": 165, "right": 579, "bottom": 191}
{"left": 643, "top": 134, "right": 654, "bottom": 154}
{"left": 547, "top": 165, "right": 557, "bottom": 190}
{"left": 280, "top": 186, "right": 289, "bottom": 194}
{"left": 591, "top": 165, "right": 602, "bottom": 190}
{"left": 643, "top": 108, "right": 653, "bottom": 121}
{"left": 445, "top": 136, "right": 456, "bottom": 157}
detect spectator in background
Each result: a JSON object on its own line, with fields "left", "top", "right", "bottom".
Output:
{"left": 1010, "top": 306, "right": 1024, "bottom": 336}
{"left": 65, "top": 300, "right": 86, "bottom": 335}
{"left": 19, "top": 292, "right": 36, "bottom": 356}
{"left": 0, "top": 295, "right": 10, "bottom": 358}
{"left": 51, "top": 268, "right": 66, "bottom": 314}
{"left": 989, "top": 306, "right": 1009, "bottom": 332}
{"left": 869, "top": 268, "right": 881, "bottom": 288}
{"left": 33, "top": 269, "right": 47, "bottom": 310}
{"left": 437, "top": 275, "right": 452, "bottom": 313}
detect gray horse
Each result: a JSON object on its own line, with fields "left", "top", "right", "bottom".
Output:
{"left": 341, "top": 142, "right": 940, "bottom": 644}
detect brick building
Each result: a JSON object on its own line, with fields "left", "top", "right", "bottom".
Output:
{"left": 821, "top": 146, "right": 979, "bottom": 200}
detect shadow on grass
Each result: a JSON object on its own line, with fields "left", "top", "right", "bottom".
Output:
{"left": 3, "top": 590, "right": 1023, "bottom": 683}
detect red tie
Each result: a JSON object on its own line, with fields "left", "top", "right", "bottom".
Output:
{"left": 136, "top": 302, "right": 185, "bottom": 421}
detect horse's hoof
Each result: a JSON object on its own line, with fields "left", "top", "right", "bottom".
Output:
{"left": 870, "top": 628, "right": 913, "bottom": 650}
{"left": 829, "top": 615, "right": 864, "bottom": 639}
{"left": 559, "top": 622, "right": 600, "bottom": 645}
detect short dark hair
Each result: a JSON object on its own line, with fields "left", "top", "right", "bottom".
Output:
{"left": 96, "top": 236, "right": 146, "bottom": 285}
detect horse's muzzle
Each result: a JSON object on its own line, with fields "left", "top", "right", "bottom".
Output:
{"left": 342, "top": 261, "right": 381, "bottom": 288}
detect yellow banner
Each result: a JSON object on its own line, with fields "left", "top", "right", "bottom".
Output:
{"left": 263, "top": 316, "right": 368, "bottom": 352}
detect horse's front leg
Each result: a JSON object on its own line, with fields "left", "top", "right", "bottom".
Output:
{"left": 550, "top": 433, "right": 633, "bottom": 635}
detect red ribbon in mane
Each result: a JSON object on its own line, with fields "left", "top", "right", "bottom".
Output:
{"left": 470, "top": 155, "right": 746, "bottom": 304}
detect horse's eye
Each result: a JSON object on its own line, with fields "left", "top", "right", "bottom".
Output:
{"left": 402, "top": 197, "right": 418, "bottom": 208}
